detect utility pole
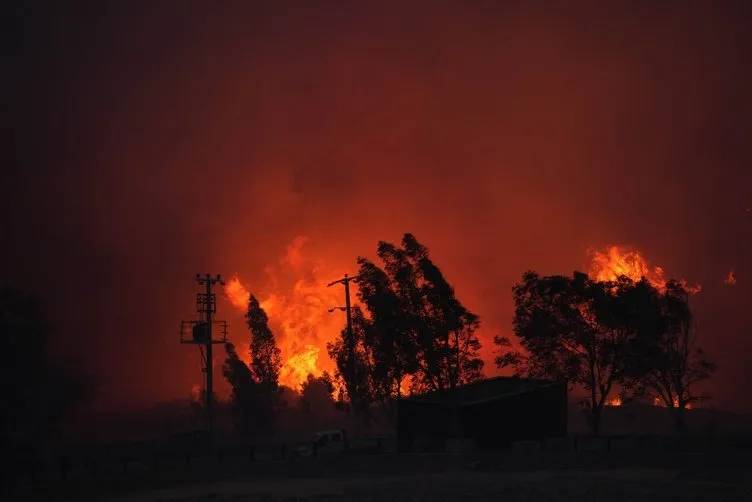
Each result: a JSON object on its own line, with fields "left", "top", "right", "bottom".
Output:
{"left": 180, "top": 273, "right": 227, "bottom": 434}
{"left": 327, "top": 273, "right": 359, "bottom": 405}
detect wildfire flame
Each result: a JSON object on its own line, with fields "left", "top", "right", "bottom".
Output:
{"left": 222, "top": 237, "right": 345, "bottom": 390}
{"left": 588, "top": 246, "right": 700, "bottom": 294}
{"left": 225, "top": 276, "right": 251, "bottom": 310}
{"left": 653, "top": 396, "right": 692, "bottom": 409}
{"left": 605, "top": 395, "right": 623, "bottom": 407}
{"left": 280, "top": 344, "right": 320, "bottom": 387}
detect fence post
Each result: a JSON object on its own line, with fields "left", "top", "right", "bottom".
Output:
{"left": 86, "top": 456, "right": 97, "bottom": 478}
{"left": 60, "top": 456, "right": 70, "bottom": 481}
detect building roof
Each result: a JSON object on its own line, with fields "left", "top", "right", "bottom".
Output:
{"left": 400, "top": 376, "right": 561, "bottom": 407}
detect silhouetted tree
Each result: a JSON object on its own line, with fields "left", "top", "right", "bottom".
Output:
{"left": 245, "top": 295, "right": 282, "bottom": 428}
{"left": 327, "top": 307, "right": 374, "bottom": 417}
{"left": 298, "top": 372, "right": 336, "bottom": 417}
{"left": 623, "top": 280, "right": 715, "bottom": 433}
{"left": 401, "top": 234, "right": 483, "bottom": 391}
{"left": 246, "top": 295, "right": 282, "bottom": 390}
{"left": 361, "top": 234, "right": 483, "bottom": 393}
{"left": 0, "top": 286, "right": 88, "bottom": 470}
{"left": 223, "top": 296, "right": 282, "bottom": 432}
{"left": 354, "top": 258, "right": 418, "bottom": 400}
{"left": 496, "top": 272, "right": 635, "bottom": 435}
{"left": 330, "top": 234, "right": 482, "bottom": 407}
{"left": 498, "top": 272, "right": 716, "bottom": 435}
{"left": 222, "top": 342, "right": 257, "bottom": 433}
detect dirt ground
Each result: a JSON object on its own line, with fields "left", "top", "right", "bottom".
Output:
{"left": 11, "top": 438, "right": 752, "bottom": 501}
{"left": 110, "top": 468, "right": 751, "bottom": 502}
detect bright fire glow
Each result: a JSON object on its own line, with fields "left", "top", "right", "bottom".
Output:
{"left": 653, "top": 396, "right": 692, "bottom": 409}
{"left": 280, "top": 344, "right": 320, "bottom": 387}
{"left": 605, "top": 395, "right": 623, "bottom": 407}
{"left": 724, "top": 270, "right": 736, "bottom": 286}
{"left": 588, "top": 245, "right": 700, "bottom": 294}
{"left": 223, "top": 236, "right": 346, "bottom": 390}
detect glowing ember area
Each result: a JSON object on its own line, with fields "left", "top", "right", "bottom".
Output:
{"left": 588, "top": 245, "right": 700, "bottom": 293}
{"left": 605, "top": 396, "right": 623, "bottom": 407}
{"left": 222, "top": 237, "right": 345, "bottom": 389}
{"left": 653, "top": 396, "right": 692, "bottom": 409}
{"left": 724, "top": 270, "right": 737, "bottom": 286}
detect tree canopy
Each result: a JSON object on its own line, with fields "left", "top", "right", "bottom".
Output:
{"left": 0, "top": 286, "right": 87, "bottom": 452}
{"left": 246, "top": 295, "right": 282, "bottom": 390}
{"left": 496, "top": 272, "right": 714, "bottom": 434}
{"left": 622, "top": 280, "right": 715, "bottom": 431}
{"left": 329, "top": 233, "right": 483, "bottom": 412}
{"left": 223, "top": 294, "right": 282, "bottom": 432}
{"left": 222, "top": 341, "right": 257, "bottom": 433}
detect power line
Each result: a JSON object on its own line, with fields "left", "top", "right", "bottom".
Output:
{"left": 327, "top": 273, "right": 359, "bottom": 406}
{"left": 180, "top": 273, "right": 228, "bottom": 434}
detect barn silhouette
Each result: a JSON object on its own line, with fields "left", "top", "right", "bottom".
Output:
{"left": 397, "top": 377, "right": 567, "bottom": 451}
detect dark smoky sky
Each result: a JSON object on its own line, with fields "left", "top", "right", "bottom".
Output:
{"left": 4, "top": 1, "right": 751, "bottom": 412}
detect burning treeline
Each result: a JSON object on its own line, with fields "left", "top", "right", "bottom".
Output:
{"left": 223, "top": 236, "right": 342, "bottom": 389}
{"left": 220, "top": 235, "right": 714, "bottom": 435}
{"left": 497, "top": 245, "right": 712, "bottom": 434}
{"left": 588, "top": 246, "right": 702, "bottom": 294}
{"left": 220, "top": 232, "right": 485, "bottom": 433}
{"left": 225, "top": 277, "right": 326, "bottom": 389}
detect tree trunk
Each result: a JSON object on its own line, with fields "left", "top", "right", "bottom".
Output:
{"left": 672, "top": 405, "right": 687, "bottom": 435}
{"left": 593, "top": 408, "right": 601, "bottom": 436}
{"left": 591, "top": 406, "right": 602, "bottom": 436}
{"left": 588, "top": 383, "right": 601, "bottom": 436}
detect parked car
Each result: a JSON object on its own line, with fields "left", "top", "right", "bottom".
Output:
{"left": 294, "top": 429, "right": 348, "bottom": 457}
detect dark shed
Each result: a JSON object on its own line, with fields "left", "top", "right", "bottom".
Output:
{"left": 397, "top": 377, "right": 567, "bottom": 451}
